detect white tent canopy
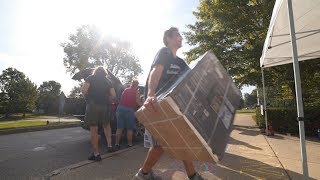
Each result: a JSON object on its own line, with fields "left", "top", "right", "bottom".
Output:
{"left": 260, "top": 0, "right": 320, "bottom": 179}
{"left": 260, "top": 0, "right": 320, "bottom": 68}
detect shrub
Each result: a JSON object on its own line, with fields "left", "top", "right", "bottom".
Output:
{"left": 255, "top": 107, "right": 320, "bottom": 136}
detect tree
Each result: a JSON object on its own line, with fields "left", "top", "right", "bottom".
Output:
{"left": 11, "top": 78, "right": 38, "bottom": 117}
{"left": 238, "top": 96, "right": 245, "bottom": 109}
{"left": 184, "top": 0, "right": 320, "bottom": 109}
{"left": 37, "top": 81, "right": 61, "bottom": 114}
{"left": 65, "top": 84, "right": 86, "bottom": 115}
{"left": 244, "top": 89, "right": 257, "bottom": 108}
{"left": 61, "top": 25, "right": 142, "bottom": 82}
{"left": 68, "top": 84, "right": 83, "bottom": 98}
{"left": 0, "top": 68, "right": 38, "bottom": 118}
{"left": 299, "top": 59, "right": 320, "bottom": 106}
{"left": 184, "top": 0, "right": 276, "bottom": 87}
{"left": 255, "top": 58, "right": 320, "bottom": 108}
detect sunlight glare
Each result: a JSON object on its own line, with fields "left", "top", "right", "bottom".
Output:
{"left": 11, "top": 0, "right": 176, "bottom": 93}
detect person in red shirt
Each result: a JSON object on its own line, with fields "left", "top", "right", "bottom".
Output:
{"left": 114, "top": 79, "right": 142, "bottom": 150}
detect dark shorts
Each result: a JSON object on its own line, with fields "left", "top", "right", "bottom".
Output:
{"left": 116, "top": 105, "right": 135, "bottom": 129}
{"left": 85, "top": 103, "right": 111, "bottom": 127}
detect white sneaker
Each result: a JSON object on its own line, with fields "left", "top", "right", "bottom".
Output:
{"left": 132, "top": 168, "right": 162, "bottom": 180}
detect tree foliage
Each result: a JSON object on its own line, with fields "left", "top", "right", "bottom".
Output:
{"left": 244, "top": 89, "right": 257, "bottom": 108}
{"left": 184, "top": 0, "right": 276, "bottom": 87}
{"left": 11, "top": 78, "right": 38, "bottom": 116}
{"left": 37, "top": 81, "right": 61, "bottom": 114}
{"left": 299, "top": 59, "right": 320, "bottom": 106}
{"left": 185, "top": 0, "right": 320, "bottom": 108}
{"left": 0, "top": 68, "right": 38, "bottom": 117}
{"left": 61, "top": 25, "right": 142, "bottom": 82}
{"left": 68, "top": 84, "right": 83, "bottom": 98}
{"left": 261, "top": 59, "right": 320, "bottom": 107}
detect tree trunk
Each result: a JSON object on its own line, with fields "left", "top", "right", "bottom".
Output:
{"left": 22, "top": 112, "right": 26, "bottom": 119}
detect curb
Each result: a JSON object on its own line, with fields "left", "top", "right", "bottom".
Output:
{"left": 0, "top": 123, "right": 81, "bottom": 136}
{"left": 43, "top": 144, "right": 143, "bottom": 180}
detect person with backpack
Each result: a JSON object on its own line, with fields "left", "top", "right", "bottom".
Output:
{"left": 81, "top": 66, "right": 116, "bottom": 161}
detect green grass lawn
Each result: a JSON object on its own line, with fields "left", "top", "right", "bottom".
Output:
{"left": 1, "top": 113, "right": 66, "bottom": 121}
{"left": 236, "top": 109, "right": 256, "bottom": 114}
{"left": 0, "top": 113, "right": 78, "bottom": 130}
{"left": 0, "top": 120, "right": 79, "bottom": 130}
{"left": 0, "top": 120, "right": 47, "bottom": 130}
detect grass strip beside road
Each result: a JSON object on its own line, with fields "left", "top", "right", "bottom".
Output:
{"left": 2, "top": 113, "right": 66, "bottom": 121}
{"left": 0, "top": 120, "right": 79, "bottom": 130}
{"left": 0, "top": 120, "right": 46, "bottom": 130}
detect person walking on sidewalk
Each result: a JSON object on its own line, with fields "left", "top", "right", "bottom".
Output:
{"left": 133, "top": 27, "right": 205, "bottom": 180}
{"left": 114, "top": 79, "right": 143, "bottom": 150}
{"left": 82, "top": 66, "right": 116, "bottom": 161}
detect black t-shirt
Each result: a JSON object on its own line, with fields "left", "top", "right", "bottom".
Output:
{"left": 85, "top": 75, "right": 113, "bottom": 105}
{"left": 144, "top": 47, "right": 189, "bottom": 98}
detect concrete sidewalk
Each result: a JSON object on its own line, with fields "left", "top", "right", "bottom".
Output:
{"left": 40, "top": 116, "right": 81, "bottom": 123}
{"left": 46, "top": 114, "right": 319, "bottom": 180}
{"left": 265, "top": 131, "right": 320, "bottom": 179}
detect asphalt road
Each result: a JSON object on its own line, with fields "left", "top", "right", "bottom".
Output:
{"left": 0, "top": 127, "right": 141, "bottom": 180}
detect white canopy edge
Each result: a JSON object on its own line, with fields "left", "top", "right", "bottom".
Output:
{"left": 260, "top": 0, "right": 320, "bottom": 68}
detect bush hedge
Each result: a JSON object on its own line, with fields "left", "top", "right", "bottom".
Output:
{"left": 255, "top": 107, "right": 320, "bottom": 136}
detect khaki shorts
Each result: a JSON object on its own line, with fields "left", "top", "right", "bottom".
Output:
{"left": 85, "top": 103, "right": 111, "bottom": 127}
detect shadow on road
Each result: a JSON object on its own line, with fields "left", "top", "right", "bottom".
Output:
{"left": 233, "top": 125, "right": 262, "bottom": 137}
{"left": 217, "top": 152, "right": 313, "bottom": 180}
{"left": 154, "top": 152, "right": 315, "bottom": 180}
{"left": 228, "top": 137, "right": 262, "bottom": 150}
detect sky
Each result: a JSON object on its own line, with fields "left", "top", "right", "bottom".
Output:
{"left": 0, "top": 0, "right": 255, "bottom": 96}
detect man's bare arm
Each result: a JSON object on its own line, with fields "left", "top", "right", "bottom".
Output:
{"left": 81, "top": 82, "right": 90, "bottom": 95}
{"left": 144, "top": 64, "right": 164, "bottom": 111}
{"left": 147, "top": 64, "right": 164, "bottom": 97}
{"left": 110, "top": 88, "right": 116, "bottom": 99}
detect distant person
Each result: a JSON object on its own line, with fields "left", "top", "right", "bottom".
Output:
{"left": 132, "top": 27, "right": 205, "bottom": 180}
{"left": 115, "top": 79, "right": 142, "bottom": 150}
{"left": 81, "top": 66, "right": 116, "bottom": 161}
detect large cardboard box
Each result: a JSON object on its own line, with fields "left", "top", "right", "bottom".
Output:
{"left": 135, "top": 51, "right": 241, "bottom": 162}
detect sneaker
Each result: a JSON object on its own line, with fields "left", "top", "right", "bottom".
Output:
{"left": 188, "top": 172, "right": 205, "bottom": 180}
{"left": 107, "top": 146, "right": 114, "bottom": 153}
{"left": 114, "top": 144, "right": 121, "bottom": 151}
{"left": 88, "top": 153, "right": 101, "bottom": 161}
{"left": 132, "top": 168, "right": 162, "bottom": 180}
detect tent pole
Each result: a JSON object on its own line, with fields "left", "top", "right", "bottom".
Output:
{"left": 256, "top": 84, "right": 260, "bottom": 106}
{"left": 261, "top": 68, "right": 268, "bottom": 135}
{"left": 287, "top": 0, "right": 309, "bottom": 179}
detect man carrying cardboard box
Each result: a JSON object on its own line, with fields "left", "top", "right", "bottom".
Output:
{"left": 133, "top": 27, "right": 205, "bottom": 180}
